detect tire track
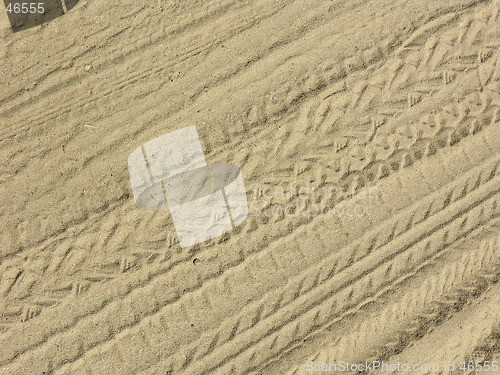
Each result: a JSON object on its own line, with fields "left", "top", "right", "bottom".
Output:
{"left": 1, "top": 127, "right": 497, "bottom": 373}
{"left": 286, "top": 229, "right": 500, "bottom": 375}
{"left": 0, "top": 0, "right": 494, "bottom": 370}
{"left": 1, "top": 0, "right": 484, "bottom": 263}
{"left": 0, "top": 0, "right": 492, "bottom": 340}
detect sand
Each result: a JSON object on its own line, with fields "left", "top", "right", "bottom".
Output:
{"left": 1, "top": 0, "right": 500, "bottom": 374}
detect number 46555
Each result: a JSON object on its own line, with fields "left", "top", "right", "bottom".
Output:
{"left": 5, "top": 3, "right": 45, "bottom": 14}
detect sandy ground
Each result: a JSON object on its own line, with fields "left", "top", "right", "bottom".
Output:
{"left": 1, "top": 0, "right": 500, "bottom": 374}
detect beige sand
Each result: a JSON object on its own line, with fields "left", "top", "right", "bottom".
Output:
{"left": 1, "top": 0, "right": 500, "bottom": 374}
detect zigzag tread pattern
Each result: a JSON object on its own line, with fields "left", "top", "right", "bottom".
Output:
{"left": 10, "top": 133, "right": 495, "bottom": 374}
{"left": 1, "top": 0, "right": 498, "bottom": 330}
{"left": 286, "top": 230, "right": 500, "bottom": 375}
{"left": 1, "top": 1, "right": 500, "bottom": 374}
